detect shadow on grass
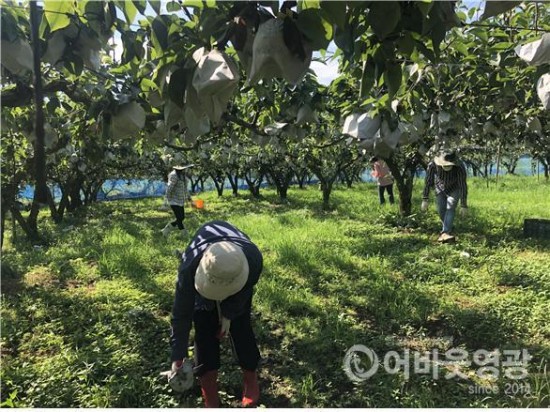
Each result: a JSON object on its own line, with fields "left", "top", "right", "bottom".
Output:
{"left": 1, "top": 283, "right": 176, "bottom": 407}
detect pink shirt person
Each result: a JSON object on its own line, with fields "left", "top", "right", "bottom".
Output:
{"left": 371, "top": 159, "right": 393, "bottom": 187}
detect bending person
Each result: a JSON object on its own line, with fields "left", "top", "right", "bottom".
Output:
{"left": 170, "top": 220, "right": 263, "bottom": 407}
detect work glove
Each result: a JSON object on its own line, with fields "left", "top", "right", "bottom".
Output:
{"left": 161, "top": 359, "right": 194, "bottom": 393}
{"left": 163, "top": 358, "right": 194, "bottom": 393}
{"left": 216, "top": 316, "right": 231, "bottom": 339}
{"left": 421, "top": 200, "right": 429, "bottom": 212}
{"left": 460, "top": 207, "right": 468, "bottom": 217}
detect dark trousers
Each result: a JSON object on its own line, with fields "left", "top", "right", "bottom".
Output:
{"left": 170, "top": 205, "right": 185, "bottom": 229}
{"left": 193, "top": 298, "right": 260, "bottom": 376}
{"left": 378, "top": 184, "right": 395, "bottom": 205}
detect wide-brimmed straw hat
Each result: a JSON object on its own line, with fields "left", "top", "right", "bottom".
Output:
{"left": 434, "top": 151, "right": 458, "bottom": 167}
{"left": 173, "top": 164, "right": 194, "bottom": 171}
{"left": 195, "top": 241, "right": 249, "bottom": 301}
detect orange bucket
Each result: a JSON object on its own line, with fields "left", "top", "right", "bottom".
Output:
{"left": 194, "top": 199, "right": 204, "bottom": 209}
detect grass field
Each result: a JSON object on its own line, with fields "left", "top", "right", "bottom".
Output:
{"left": 1, "top": 175, "right": 549, "bottom": 407}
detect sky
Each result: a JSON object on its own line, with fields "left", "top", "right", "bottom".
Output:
{"left": 311, "top": 58, "right": 340, "bottom": 86}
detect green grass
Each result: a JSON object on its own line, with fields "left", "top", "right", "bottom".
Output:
{"left": 1, "top": 175, "right": 549, "bottom": 407}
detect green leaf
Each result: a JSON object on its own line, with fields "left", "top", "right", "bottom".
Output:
{"left": 106, "top": 2, "right": 117, "bottom": 32}
{"left": 150, "top": 0, "right": 161, "bottom": 15}
{"left": 397, "top": 32, "right": 415, "bottom": 56}
{"left": 360, "top": 58, "right": 376, "bottom": 99}
{"left": 168, "top": 68, "right": 188, "bottom": 107}
{"left": 39, "top": 12, "right": 50, "bottom": 40}
{"left": 414, "top": 39, "right": 436, "bottom": 62}
{"left": 64, "top": 54, "right": 84, "bottom": 76}
{"left": 133, "top": 0, "right": 147, "bottom": 15}
{"left": 491, "top": 41, "right": 514, "bottom": 51}
{"left": 141, "top": 78, "right": 158, "bottom": 91}
{"left": 334, "top": 25, "right": 353, "bottom": 58}
{"left": 417, "top": 1, "right": 433, "bottom": 17}
{"left": 46, "top": 96, "right": 60, "bottom": 113}
{"left": 384, "top": 62, "right": 402, "bottom": 99}
{"left": 167, "top": 1, "right": 181, "bottom": 12}
{"left": 470, "top": 27, "right": 488, "bottom": 42}
{"left": 183, "top": 0, "right": 204, "bottom": 9}
{"left": 119, "top": 1, "right": 138, "bottom": 25}
{"left": 454, "top": 42, "right": 469, "bottom": 56}
{"left": 298, "top": 0, "right": 320, "bottom": 12}
{"left": 296, "top": 9, "right": 332, "bottom": 51}
{"left": 121, "top": 31, "right": 137, "bottom": 64}
{"left": 151, "top": 16, "right": 169, "bottom": 51}
{"left": 320, "top": 1, "right": 346, "bottom": 28}
{"left": 44, "top": 0, "right": 74, "bottom": 33}
{"left": 431, "top": 22, "right": 446, "bottom": 55}
{"left": 367, "top": 1, "right": 400, "bottom": 40}
{"left": 373, "top": 45, "right": 386, "bottom": 83}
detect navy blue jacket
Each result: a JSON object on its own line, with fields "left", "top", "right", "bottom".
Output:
{"left": 170, "top": 220, "right": 262, "bottom": 361}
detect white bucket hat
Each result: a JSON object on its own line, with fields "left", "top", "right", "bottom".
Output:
{"left": 434, "top": 151, "right": 458, "bottom": 167}
{"left": 195, "top": 241, "right": 249, "bottom": 301}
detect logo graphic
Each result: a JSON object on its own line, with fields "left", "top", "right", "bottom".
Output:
{"left": 343, "top": 344, "right": 379, "bottom": 382}
{"left": 343, "top": 344, "right": 531, "bottom": 383}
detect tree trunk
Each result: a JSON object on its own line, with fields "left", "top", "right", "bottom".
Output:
{"left": 542, "top": 159, "right": 549, "bottom": 180}
{"left": 1, "top": 205, "right": 6, "bottom": 248}
{"left": 296, "top": 171, "right": 307, "bottom": 189}
{"left": 244, "top": 173, "right": 262, "bottom": 199}
{"left": 210, "top": 173, "right": 225, "bottom": 197}
{"left": 27, "top": 201, "right": 40, "bottom": 234}
{"left": 341, "top": 170, "right": 354, "bottom": 188}
{"left": 269, "top": 170, "right": 292, "bottom": 202}
{"left": 503, "top": 156, "right": 518, "bottom": 175}
{"left": 1, "top": 183, "right": 18, "bottom": 248}
{"left": 385, "top": 156, "right": 414, "bottom": 216}
{"left": 30, "top": 1, "right": 48, "bottom": 206}
{"left": 189, "top": 176, "right": 199, "bottom": 193}
{"left": 11, "top": 207, "right": 39, "bottom": 241}
{"left": 46, "top": 190, "right": 62, "bottom": 224}
{"left": 321, "top": 181, "right": 333, "bottom": 210}
{"left": 90, "top": 182, "right": 102, "bottom": 203}
{"left": 227, "top": 173, "right": 239, "bottom": 196}
{"left": 496, "top": 146, "right": 501, "bottom": 184}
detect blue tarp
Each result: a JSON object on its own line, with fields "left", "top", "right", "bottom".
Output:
{"left": 17, "top": 157, "right": 545, "bottom": 202}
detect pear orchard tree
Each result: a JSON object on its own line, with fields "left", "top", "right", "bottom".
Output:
{"left": 2, "top": 0, "right": 548, "bottom": 241}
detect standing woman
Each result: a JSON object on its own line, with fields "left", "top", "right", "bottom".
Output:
{"left": 370, "top": 157, "right": 395, "bottom": 205}
{"left": 170, "top": 220, "right": 263, "bottom": 407}
{"left": 162, "top": 165, "right": 190, "bottom": 237}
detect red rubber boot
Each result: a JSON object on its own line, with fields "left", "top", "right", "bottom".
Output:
{"left": 199, "top": 370, "right": 220, "bottom": 408}
{"left": 242, "top": 369, "right": 259, "bottom": 407}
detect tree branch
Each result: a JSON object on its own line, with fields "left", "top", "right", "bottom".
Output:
{"left": 223, "top": 113, "right": 267, "bottom": 136}
{"left": 310, "top": 135, "right": 348, "bottom": 149}
{"left": 1, "top": 79, "right": 74, "bottom": 108}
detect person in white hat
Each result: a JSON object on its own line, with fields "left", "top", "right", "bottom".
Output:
{"left": 170, "top": 220, "right": 263, "bottom": 407}
{"left": 421, "top": 151, "right": 468, "bottom": 243}
{"left": 162, "top": 165, "right": 192, "bottom": 237}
